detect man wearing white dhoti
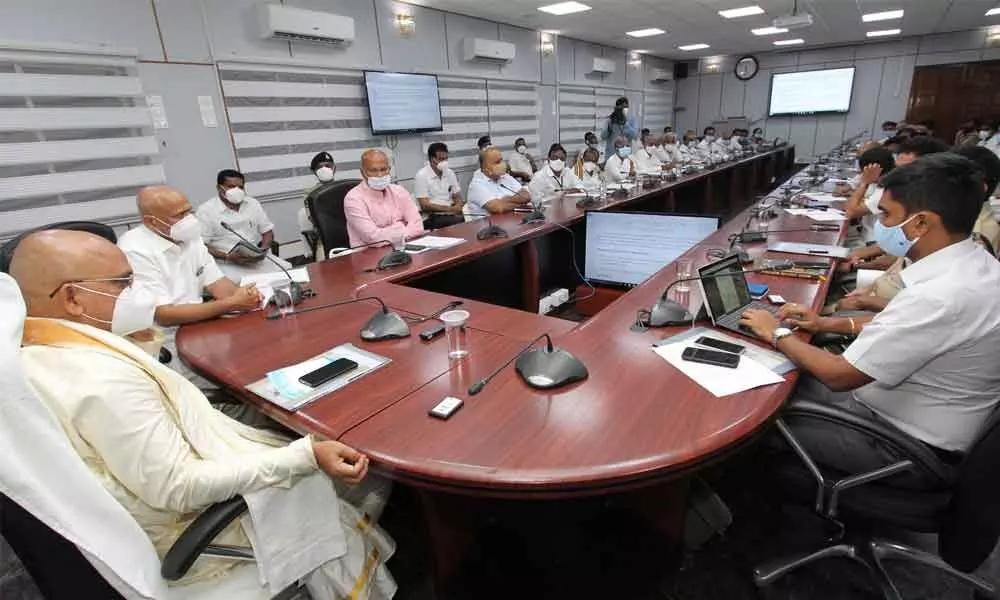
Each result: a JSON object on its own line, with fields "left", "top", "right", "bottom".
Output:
{"left": 10, "top": 229, "right": 396, "bottom": 599}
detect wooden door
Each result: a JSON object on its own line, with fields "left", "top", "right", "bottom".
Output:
{"left": 906, "top": 61, "right": 1000, "bottom": 144}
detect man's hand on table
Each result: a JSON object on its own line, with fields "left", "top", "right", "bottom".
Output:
{"left": 314, "top": 440, "right": 369, "bottom": 485}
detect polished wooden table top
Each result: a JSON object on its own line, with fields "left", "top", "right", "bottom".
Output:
{"left": 178, "top": 147, "right": 831, "bottom": 497}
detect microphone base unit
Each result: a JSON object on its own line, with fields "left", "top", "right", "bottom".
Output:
{"left": 360, "top": 310, "right": 411, "bottom": 341}
{"left": 476, "top": 224, "right": 509, "bottom": 240}
{"left": 514, "top": 347, "right": 589, "bottom": 390}
{"left": 647, "top": 298, "right": 695, "bottom": 327}
{"left": 520, "top": 210, "right": 546, "bottom": 225}
{"left": 376, "top": 249, "right": 412, "bottom": 271}
{"left": 736, "top": 231, "right": 767, "bottom": 243}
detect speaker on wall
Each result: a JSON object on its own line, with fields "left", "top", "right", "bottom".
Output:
{"left": 674, "top": 62, "right": 689, "bottom": 80}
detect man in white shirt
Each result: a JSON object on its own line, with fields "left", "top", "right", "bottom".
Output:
{"left": 603, "top": 137, "right": 635, "bottom": 183}
{"left": 196, "top": 169, "right": 291, "bottom": 282}
{"left": 697, "top": 126, "right": 718, "bottom": 153}
{"left": 657, "top": 132, "right": 683, "bottom": 164}
{"left": 742, "top": 154, "right": 1000, "bottom": 481}
{"left": 465, "top": 147, "right": 531, "bottom": 218}
{"left": 633, "top": 133, "right": 665, "bottom": 173}
{"left": 119, "top": 186, "right": 261, "bottom": 397}
{"left": 506, "top": 137, "right": 536, "bottom": 183}
{"left": 574, "top": 131, "right": 604, "bottom": 168}
{"left": 11, "top": 229, "right": 396, "bottom": 597}
{"left": 413, "top": 142, "right": 464, "bottom": 230}
{"left": 528, "top": 143, "right": 583, "bottom": 202}
{"left": 574, "top": 147, "right": 604, "bottom": 192}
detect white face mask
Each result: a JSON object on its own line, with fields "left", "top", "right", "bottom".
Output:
{"left": 155, "top": 214, "right": 200, "bottom": 244}
{"left": 517, "top": 145, "right": 527, "bottom": 155}
{"left": 621, "top": 107, "right": 629, "bottom": 117}
{"left": 223, "top": 187, "right": 245, "bottom": 204}
{"left": 549, "top": 159, "right": 565, "bottom": 172}
{"left": 367, "top": 175, "right": 391, "bottom": 191}
{"left": 315, "top": 166, "right": 335, "bottom": 182}
{"left": 980, "top": 130, "right": 991, "bottom": 141}
{"left": 73, "top": 284, "right": 156, "bottom": 336}
{"left": 583, "top": 161, "right": 597, "bottom": 174}
{"left": 705, "top": 135, "right": 715, "bottom": 142}
{"left": 435, "top": 160, "right": 449, "bottom": 172}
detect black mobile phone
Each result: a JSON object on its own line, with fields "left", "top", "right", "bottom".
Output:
{"left": 419, "top": 323, "right": 446, "bottom": 341}
{"left": 681, "top": 346, "right": 741, "bottom": 369}
{"left": 694, "top": 336, "right": 746, "bottom": 355}
{"left": 298, "top": 358, "right": 359, "bottom": 388}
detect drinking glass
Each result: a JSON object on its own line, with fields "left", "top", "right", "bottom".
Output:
{"left": 440, "top": 309, "right": 470, "bottom": 359}
{"left": 676, "top": 258, "right": 694, "bottom": 292}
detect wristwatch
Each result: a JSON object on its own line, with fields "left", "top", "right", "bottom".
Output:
{"left": 771, "top": 327, "right": 794, "bottom": 347}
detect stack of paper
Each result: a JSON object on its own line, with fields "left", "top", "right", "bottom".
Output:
{"left": 239, "top": 268, "right": 310, "bottom": 288}
{"left": 653, "top": 343, "right": 784, "bottom": 397}
{"left": 784, "top": 208, "right": 847, "bottom": 222}
{"left": 409, "top": 235, "right": 466, "bottom": 250}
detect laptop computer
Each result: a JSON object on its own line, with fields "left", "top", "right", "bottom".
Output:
{"left": 697, "top": 255, "right": 778, "bottom": 337}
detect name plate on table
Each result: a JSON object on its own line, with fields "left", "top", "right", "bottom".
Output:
{"left": 767, "top": 241, "right": 850, "bottom": 259}
{"left": 246, "top": 343, "right": 390, "bottom": 411}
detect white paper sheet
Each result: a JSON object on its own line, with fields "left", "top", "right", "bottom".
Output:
{"left": 784, "top": 208, "right": 847, "bottom": 222}
{"left": 768, "top": 241, "right": 851, "bottom": 258}
{"left": 408, "top": 235, "right": 466, "bottom": 250}
{"left": 239, "top": 267, "right": 310, "bottom": 288}
{"left": 653, "top": 343, "right": 785, "bottom": 397}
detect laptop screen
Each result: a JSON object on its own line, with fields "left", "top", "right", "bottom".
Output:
{"left": 698, "top": 255, "right": 753, "bottom": 320}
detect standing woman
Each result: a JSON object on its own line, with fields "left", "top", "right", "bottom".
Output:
{"left": 601, "top": 97, "right": 637, "bottom": 161}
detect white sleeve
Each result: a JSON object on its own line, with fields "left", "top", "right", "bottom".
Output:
{"left": 24, "top": 352, "right": 319, "bottom": 514}
{"left": 527, "top": 170, "right": 549, "bottom": 199}
{"left": 121, "top": 245, "right": 171, "bottom": 307}
{"left": 604, "top": 158, "right": 622, "bottom": 182}
{"left": 466, "top": 178, "right": 491, "bottom": 211}
{"left": 448, "top": 170, "right": 461, "bottom": 196}
{"left": 413, "top": 170, "right": 429, "bottom": 199}
{"left": 841, "top": 291, "right": 960, "bottom": 387}
{"left": 195, "top": 241, "right": 226, "bottom": 288}
{"left": 864, "top": 187, "right": 884, "bottom": 215}
{"left": 254, "top": 199, "right": 275, "bottom": 234}
{"left": 194, "top": 204, "right": 222, "bottom": 245}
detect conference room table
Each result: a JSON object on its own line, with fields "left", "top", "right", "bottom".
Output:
{"left": 176, "top": 144, "right": 853, "bottom": 589}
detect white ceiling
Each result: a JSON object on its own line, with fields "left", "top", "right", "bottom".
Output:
{"left": 403, "top": 0, "right": 995, "bottom": 60}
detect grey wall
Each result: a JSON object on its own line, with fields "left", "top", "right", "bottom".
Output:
{"left": 0, "top": 0, "right": 674, "bottom": 252}
{"left": 674, "top": 30, "right": 1000, "bottom": 159}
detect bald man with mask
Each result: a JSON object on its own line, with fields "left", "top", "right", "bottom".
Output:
{"left": 343, "top": 149, "right": 424, "bottom": 247}
{"left": 11, "top": 230, "right": 396, "bottom": 598}
{"left": 118, "top": 186, "right": 262, "bottom": 400}
{"left": 465, "top": 146, "right": 531, "bottom": 218}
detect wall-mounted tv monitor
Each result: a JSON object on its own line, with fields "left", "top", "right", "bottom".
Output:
{"left": 363, "top": 71, "right": 443, "bottom": 136}
{"left": 768, "top": 67, "right": 856, "bottom": 117}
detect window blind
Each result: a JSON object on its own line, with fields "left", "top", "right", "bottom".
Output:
{"left": 0, "top": 48, "right": 164, "bottom": 238}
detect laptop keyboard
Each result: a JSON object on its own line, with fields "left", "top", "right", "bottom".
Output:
{"left": 717, "top": 301, "right": 779, "bottom": 333}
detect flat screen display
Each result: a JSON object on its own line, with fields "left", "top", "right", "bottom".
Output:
{"left": 768, "top": 67, "right": 856, "bottom": 117}
{"left": 363, "top": 71, "right": 443, "bottom": 135}
{"left": 584, "top": 211, "right": 720, "bottom": 287}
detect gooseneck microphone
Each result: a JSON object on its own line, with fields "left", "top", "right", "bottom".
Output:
{"left": 643, "top": 259, "right": 795, "bottom": 328}
{"left": 468, "top": 333, "right": 588, "bottom": 395}
{"left": 272, "top": 295, "right": 410, "bottom": 341}
{"left": 329, "top": 238, "right": 412, "bottom": 271}
{"left": 220, "top": 222, "right": 307, "bottom": 305}
{"left": 476, "top": 216, "right": 508, "bottom": 240}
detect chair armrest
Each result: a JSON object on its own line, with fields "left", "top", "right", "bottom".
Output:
{"left": 784, "top": 400, "right": 955, "bottom": 488}
{"left": 161, "top": 496, "right": 248, "bottom": 581}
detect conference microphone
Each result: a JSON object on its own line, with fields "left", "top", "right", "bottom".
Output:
{"left": 274, "top": 295, "right": 410, "bottom": 341}
{"left": 476, "top": 215, "right": 508, "bottom": 240}
{"left": 328, "top": 238, "right": 412, "bottom": 270}
{"left": 644, "top": 260, "right": 795, "bottom": 328}
{"left": 468, "top": 333, "right": 588, "bottom": 395}
{"left": 220, "top": 222, "right": 308, "bottom": 305}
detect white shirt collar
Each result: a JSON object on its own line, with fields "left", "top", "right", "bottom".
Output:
{"left": 134, "top": 224, "right": 177, "bottom": 255}
{"left": 900, "top": 239, "right": 978, "bottom": 287}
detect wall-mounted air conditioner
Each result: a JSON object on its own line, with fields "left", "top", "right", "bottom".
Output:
{"left": 257, "top": 3, "right": 355, "bottom": 45}
{"left": 591, "top": 57, "right": 616, "bottom": 75}
{"left": 462, "top": 38, "right": 516, "bottom": 63}
{"left": 650, "top": 68, "right": 673, "bottom": 82}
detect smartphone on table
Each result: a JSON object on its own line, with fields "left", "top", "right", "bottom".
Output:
{"left": 681, "top": 346, "right": 741, "bottom": 369}
{"left": 298, "top": 358, "right": 359, "bottom": 387}
{"left": 694, "top": 336, "right": 746, "bottom": 355}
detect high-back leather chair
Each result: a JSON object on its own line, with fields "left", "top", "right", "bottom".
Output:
{"left": 0, "top": 221, "right": 117, "bottom": 273}
{"left": 754, "top": 401, "right": 1000, "bottom": 599}
{"left": 305, "top": 179, "right": 360, "bottom": 253}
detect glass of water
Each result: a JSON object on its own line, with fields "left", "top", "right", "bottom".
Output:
{"left": 440, "top": 309, "right": 470, "bottom": 359}
{"left": 676, "top": 258, "right": 694, "bottom": 292}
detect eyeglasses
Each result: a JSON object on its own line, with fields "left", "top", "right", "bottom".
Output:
{"left": 49, "top": 275, "right": 134, "bottom": 298}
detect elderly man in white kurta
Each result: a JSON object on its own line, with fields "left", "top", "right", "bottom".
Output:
{"left": 11, "top": 229, "right": 396, "bottom": 599}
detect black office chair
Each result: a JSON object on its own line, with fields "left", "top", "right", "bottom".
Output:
{"left": 305, "top": 179, "right": 361, "bottom": 254}
{"left": 753, "top": 401, "right": 1000, "bottom": 599}
{"left": 0, "top": 492, "right": 289, "bottom": 599}
{"left": 0, "top": 221, "right": 117, "bottom": 273}
{"left": 811, "top": 309, "right": 874, "bottom": 351}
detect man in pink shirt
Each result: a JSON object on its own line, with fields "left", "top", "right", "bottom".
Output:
{"left": 344, "top": 149, "right": 425, "bottom": 247}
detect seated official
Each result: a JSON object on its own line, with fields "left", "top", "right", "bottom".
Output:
{"left": 843, "top": 146, "right": 896, "bottom": 247}
{"left": 298, "top": 151, "right": 337, "bottom": 260}
{"left": 528, "top": 143, "right": 582, "bottom": 201}
{"left": 751, "top": 127, "right": 764, "bottom": 143}
{"left": 742, "top": 154, "right": 1000, "bottom": 480}
{"left": 11, "top": 230, "right": 396, "bottom": 598}
{"left": 574, "top": 147, "right": 604, "bottom": 192}
{"left": 634, "top": 128, "right": 651, "bottom": 154}
{"left": 196, "top": 169, "right": 292, "bottom": 282}
{"left": 119, "top": 186, "right": 261, "bottom": 397}
{"left": 633, "top": 134, "right": 666, "bottom": 173}
{"left": 573, "top": 131, "right": 603, "bottom": 168}
{"left": 477, "top": 135, "right": 492, "bottom": 152}
{"left": 697, "top": 126, "right": 718, "bottom": 153}
{"left": 954, "top": 145, "right": 1000, "bottom": 256}
{"left": 414, "top": 142, "right": 464, "bottom": 230}
{"left": 603, "top": 137, "right": 636, "bottom": 183}
{"left": 657, "top": 133, "right": 683, "bottom": 164}
{"left": 506, "top": 137, "right": 536, "bottom": 183}
{"left": 879, "top": 120, "right": 898, "bottom": 143}
{"left": 465, "top": 147, "right": 531, "bottom": 218}
{"left": 344, "top": 149, "right": 425, "bottom": 247}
